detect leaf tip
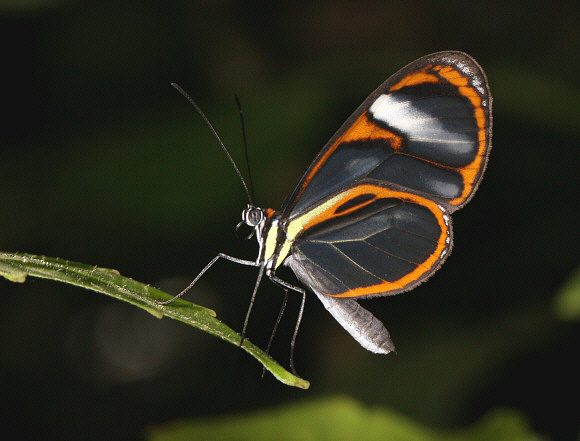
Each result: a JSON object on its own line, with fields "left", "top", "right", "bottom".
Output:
{"left": 0, "top": 270, "right": 28, "bottom": 283}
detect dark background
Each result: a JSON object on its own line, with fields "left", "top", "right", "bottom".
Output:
{"left": 1, "top": 1, "right": 579, "bottom": 440}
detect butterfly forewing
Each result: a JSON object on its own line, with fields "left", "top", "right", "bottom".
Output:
{"left": 281, "top": 51, "right": 491, "bottom": 219}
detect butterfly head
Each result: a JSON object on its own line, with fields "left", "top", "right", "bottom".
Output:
{"left": 242, "top": 205, "right": 264, "bottom": 227}
{"left": 236, "top": 204, "right": 267, "bottom": 242}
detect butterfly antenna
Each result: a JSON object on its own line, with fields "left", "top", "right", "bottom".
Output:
{"left": 171, "top": 83, "right": 253, "bottom": 205}
{"left": 234, "top": 95, "right": 255, "bottom": 204}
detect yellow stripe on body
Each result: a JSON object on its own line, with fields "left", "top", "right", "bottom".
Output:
{"left": 263, "top": 223, "right": 279, "bottom": 263}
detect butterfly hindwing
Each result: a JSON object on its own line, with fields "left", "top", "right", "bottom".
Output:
{"left": 285, "top": 183, "right": 452, "bottom": 298}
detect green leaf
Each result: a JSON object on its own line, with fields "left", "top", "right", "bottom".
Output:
{"left": 0, "top": 251, "right": 309, "bottom": 389}
{"left": 553, "top": 265, "right": 580, "bottom": 321}
{"left": 147, "top": 396, "right": 540, "bottom": 441}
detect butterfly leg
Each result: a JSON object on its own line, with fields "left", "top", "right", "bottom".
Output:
{"left": 268, "top": 272, "right": 306, "bottom": 375}
{"left": 261, "top": 287, "right": 289, "bottom": 378}
{"left": 240, "top": 264, "right": 265, "bottom": 346}
{"left": 157, "top": 253, "right": 259, "bottom": 305}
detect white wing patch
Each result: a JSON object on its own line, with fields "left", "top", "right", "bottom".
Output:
{"left": 369, "top": 94, "right": 472, "bottom": 145}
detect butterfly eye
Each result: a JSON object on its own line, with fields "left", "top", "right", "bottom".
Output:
{"left": 244, "top": 206, "right": 264, "bottom": 227}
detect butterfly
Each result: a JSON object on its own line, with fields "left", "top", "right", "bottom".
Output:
{"left": 167, "top": 51, "right": 492, "bottom": 365}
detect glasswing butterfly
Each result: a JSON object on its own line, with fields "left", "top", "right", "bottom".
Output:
{"left": 165, "top": 51, "right": 492, "bottom": 367}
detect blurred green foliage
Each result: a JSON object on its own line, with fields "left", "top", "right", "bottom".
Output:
{"left": 554, "top": 265, "right": 580, "bottom": 321}
{"left": 149, "top": 396, "right": 540, "bottom": 441}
